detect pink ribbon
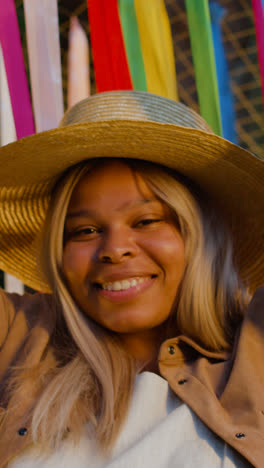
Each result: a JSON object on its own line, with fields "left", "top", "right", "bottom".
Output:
{"left": 0, "top": 0, "right": 35, "bottom": 138}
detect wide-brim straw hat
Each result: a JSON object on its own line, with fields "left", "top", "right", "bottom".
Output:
{"left": 0, "top": 90, "right": 263, "bottom": 293}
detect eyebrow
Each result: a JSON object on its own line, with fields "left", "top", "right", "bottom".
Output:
{"left": 66, "top": 198, "right": 159, "bottom": 219}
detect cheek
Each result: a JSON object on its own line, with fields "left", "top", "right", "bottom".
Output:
{"left": 62, "top": 244, "right": 92, "bottom": 281}
{"left": 145, "top": 229, "right": 185, "bottom": 273}
{"left": 163, "top": 236, "right": 185, "bottom": 259}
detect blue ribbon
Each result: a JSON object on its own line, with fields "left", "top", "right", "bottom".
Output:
{"left": 210, "top": 2, "right": 237, "bottom": 143}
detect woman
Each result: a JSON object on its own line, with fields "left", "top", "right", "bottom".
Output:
{"left": 0, "top": 91, "right": 263, "bottom": 467}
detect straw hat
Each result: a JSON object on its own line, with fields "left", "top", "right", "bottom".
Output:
{"left": 0, "top": 90, "right": 263, "bottom": 293}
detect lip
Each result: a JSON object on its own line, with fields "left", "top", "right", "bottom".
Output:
{"left": 93, "top": 276, "right": 156, "bottom": 303}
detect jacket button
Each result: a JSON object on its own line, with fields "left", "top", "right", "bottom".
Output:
{"left": 18, "top": 427, "right": 28, "bottom": 436}
{"left": 178, "top": 379, "right": 188, "bottom": 385}
{"left": 235, "top": 433, "right": 245, "bottom": 439}
{"left": 168, "top": 345, "right": 175, "bottom": 355}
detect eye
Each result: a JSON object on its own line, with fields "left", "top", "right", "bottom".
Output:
{"left": 75, "top": 227, "right": 97, "bottom": 235}
{"left": 135, "top": 218, "right": 162, "bottom": 227}
{"left": 83, "top": 227, "right": 98, "bottom": 234}
{"left": 65, "top": 226, "right": 102, "bottom": 241}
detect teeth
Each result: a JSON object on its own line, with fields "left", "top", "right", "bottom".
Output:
{"left": 101, "top": 277, "right": 150, "bottom": 291}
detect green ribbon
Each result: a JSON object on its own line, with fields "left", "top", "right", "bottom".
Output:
{"left": 185, "top": 0, "right": 222, "bottom": 135}
{"left": 118, "top": 0, "right": 147, "bottom": 91}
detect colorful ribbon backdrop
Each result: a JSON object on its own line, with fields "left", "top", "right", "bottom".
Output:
{"left": 185, "top": 0, "right": 222, "bottom": 135}
{"left": 210, "top": 2, "right": 237, "bottom": 142}
{"left": 87, "top": 0, "right": 177, "bottom": 99}
{"left": 0, "top": 0, "right": 35, "bottom": 138}
{"left": 87, "top": 0, "right": 133, "bottom": 91}
{"left": 118, "top": 0, "right": 147, "bottom": 92}
{"left": 0, "top": 46, "right": 24, "bottom": 294}
{"left": 0, "top": 46, "right": 16, "bottom": 147}
{"left": 133, "top": 0, "right": 178, "bottom": 99}
{"left": 67, "top": 17, "right": 90, "bottom": 108}
{"left": 23, "top": 0, "right": 64, "bottom": 132}
{"left": 0, "top": 1, "right": 263, "bottom": 143}
{"left": 251, "top": 0, "right": 264, "bottom": 110}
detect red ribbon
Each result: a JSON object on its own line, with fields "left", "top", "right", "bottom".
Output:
{"left": 87, "top": 0, "right": 132, "bottom": 92}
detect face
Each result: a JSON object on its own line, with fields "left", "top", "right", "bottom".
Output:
{"left": 63, "top": 161, "right": 185, "bottom": 335}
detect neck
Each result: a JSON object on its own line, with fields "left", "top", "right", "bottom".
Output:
{"left": 118, "top": 326, "right": 165, "bottom": 375}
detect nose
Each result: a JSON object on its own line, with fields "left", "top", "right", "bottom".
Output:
{"left": 98, "top": 229, "right": 138, "bottom": 264}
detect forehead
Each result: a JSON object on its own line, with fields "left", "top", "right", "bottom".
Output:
{"left": 67, "top": 161, "right": 157, "bottom": 212}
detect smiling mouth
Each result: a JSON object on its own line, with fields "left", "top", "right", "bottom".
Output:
{"left": 94, "top": 275, "right": 157, "bottom": 292}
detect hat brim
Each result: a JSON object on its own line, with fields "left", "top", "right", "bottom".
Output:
{"left": 0, "top": 120, "right": 263, "bottom": 292}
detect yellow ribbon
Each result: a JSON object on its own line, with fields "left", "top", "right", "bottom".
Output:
{"left": 134, "top": 0, "right": 178, "bottom": 100}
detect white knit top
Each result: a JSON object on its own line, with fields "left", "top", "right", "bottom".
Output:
{"left": 8, "top": 372, "right": 250, "bottom": 468}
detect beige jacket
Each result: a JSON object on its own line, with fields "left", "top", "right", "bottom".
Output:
{"left": 0, "top": 287, "right": 264, "bottom": 467}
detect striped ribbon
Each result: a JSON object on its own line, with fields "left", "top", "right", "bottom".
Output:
{"left": 185, "top": 0, "right": 222, "bottom": 135}
{"left": 67, "top": 16, "right": 90, "bottom": 108}
{"left": 251, "top": 0, "right": 264, "bottom": 110}
{"left": 23, "top": 0, "right": 64, "bottom": 131}
{"left": 87, "top": 0, "right": 177, "bottom": 98}
{"left": 87, "top": 0, "right": 132, "bottom": 92}
{"left": 118, "top": 0, "right": 147, "bottom": 91}
{"left": 133, "top": 0, "right": 178, "bottom": 99}
{"left": 210, "top": 2, "right": 237, "bottom": 143}
{"left": 0, "top": 0, "right": 35, "bottom": 138}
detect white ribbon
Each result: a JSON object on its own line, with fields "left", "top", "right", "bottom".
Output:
{"left": 23, "top": 0, "right": 64, "bottom": 131}
{"left": 0, "top": 46, "right": 24, "bottom": 294}
{"left": 67, "top": 16, "right": 90, "bottom": 108}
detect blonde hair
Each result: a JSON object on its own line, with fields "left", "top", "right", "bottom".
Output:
{"left": 18, "top": 159, "right": 249, "bottom": 453}
{"left": 136, "top": 161, "right": 249, "bottom": 348}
